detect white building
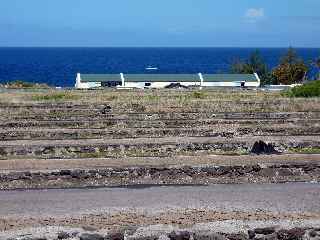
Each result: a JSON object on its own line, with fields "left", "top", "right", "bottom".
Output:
{"left": 75, "top": 73, "right": 261, "bottom": 89}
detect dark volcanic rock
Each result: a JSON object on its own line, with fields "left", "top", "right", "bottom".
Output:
{"left": 168, "top": 231, "right": 191, "bottom": 240}
{"left": 80, "top": 233, "right": 104, "bottom": 240}
{"left": 251, "top": 141, "right": 280, "bottom": 155}
{"left": 16, "top": 238, "right": 47, "bottom": 240}
{"left": 254, "top": 233, "right": 278, "bottom": 240}
{"left": 308, "top": 230, "right": 318, "bottom": 238}
{"left": 101, "top": 105, "right": 112, "bottom": 114}
{"left": 193, "top": 232, "right": 228, "bottom": 240}
{"left": 248, "top": 230, "right": 255, "bottom": 239}
{"left": 130, "top": 236, "right": 158, "bottom": 240}
{"left": 57, "top": 231, "right": 70, "bottom": 239}
{"left": 59, "top": 170, "right": 72, "bottom": 176}
{"left": 254, "top": 227, "right": 276, "bottom": 235}
{"left": 82, "top": 226, "right": 98, "bottom": 232}
{"left": 226, "top": 233, "right": 248, "bottom": 240}
{"left": 277, "top": 228, "right": 306, "bottom": 240}
{"left": 1, "top": 162, "right": 320, "bottom": 190}
{"left": 0, "top": 147, "right": 6, "bottom": 156}
{"left": 105, "top": 232, "right": 124, "bottom": 240}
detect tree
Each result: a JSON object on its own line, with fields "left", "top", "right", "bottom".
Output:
{"left": 316, "top": 58, "right": 320, "bottom": 69}
{"left": 272, "top": 47, "right": 308, "bottom": 85}
{"left": 314, "top": 57, "right": 320, "bottom": 80}
{"left": 280, "top": 47, "right": 299, "bottom": 65}
{"left": 231, "top": 50, "right": 273, "bottom": 85}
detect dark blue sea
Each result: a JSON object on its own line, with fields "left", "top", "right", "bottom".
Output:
{"left": 0, "top": 47, "right": 319, "bottom": 87}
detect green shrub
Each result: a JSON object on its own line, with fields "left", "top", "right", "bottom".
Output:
{"left": 31, "top": 92, "right": 79, "bottom": 101}
{"left": 5, "top": 80, "right": 49, "bottom": 89}
{"left": 191, "top": 91, "right": 206, "bottom": 99}
{"left": 289, "top": 147, "right": 320, "bottom": 154}
{"left": 146, "top": 95, "right": 160, "bottom": 101}
{"left": 284, "top": 80, "right": 320, "bottom": 98}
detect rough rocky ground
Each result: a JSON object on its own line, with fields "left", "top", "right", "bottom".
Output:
{"left": 0, "top": 89, "right": 320, "bottom": 236}
{"left": 1, "top": 222, "right": 320, "bottom": 240}
{"left": 1, "top": 183, "right": 320, "bottom": 238}
{"left": 0, "top": 91, "right": 320, "bottom": 189}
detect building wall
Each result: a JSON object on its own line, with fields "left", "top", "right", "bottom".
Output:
{"left": 124, "top": 81, "right": 201, "bottom": 89}
{"left": 202, "top": 81, "right": 259, "bottom": 87}
{"left": 75, "top": 73, "right": 101, "bottom": 89}
{"left": 124, "top": 81, "right": 259, "bottom": 89}
{"left": 75, "top": 73, "right": 260, "bottom": 89}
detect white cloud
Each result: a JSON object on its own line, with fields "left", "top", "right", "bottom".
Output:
{"left": 245, "top": 8, "right": 264, "bottom": 22}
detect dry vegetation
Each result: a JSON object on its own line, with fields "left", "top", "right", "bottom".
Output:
{"left": 0, "top": 88, "right": 319, "bottom": 189}
{"left": 1, "top": 89, "right": 320, "bottom": 113}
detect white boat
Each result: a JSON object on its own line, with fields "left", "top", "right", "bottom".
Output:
{"left": 145, "top": 66, "right": 158, "bottom": 70}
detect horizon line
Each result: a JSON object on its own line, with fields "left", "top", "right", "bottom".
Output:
{"left": 0, "top": 46, "right": 320, "bottom": 49}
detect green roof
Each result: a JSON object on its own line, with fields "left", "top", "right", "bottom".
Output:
{"left": 203, "top": 74, "right": 257, "bottom": 82}
{"left": 80, "top": 73, "right": 258, "bottom": 83}
{"left": 124, "top": 74, "right": 199, "bottom": 82}
{"left": 81, "top": 74, "right": 121, "bottom": 83}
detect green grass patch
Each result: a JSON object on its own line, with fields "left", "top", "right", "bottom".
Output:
{"left": 146, "top": 95, "right": 161, "bottom": 102}
{"left": 79, "top": 152, "right": 107, "bottom": 158}
{"left": 289, "top": 147, "right": 320, "bottom": 154}
{"left": 283, "top": 80, "right": 320, "bottom": 98}
{"left": 191, "top": 91, "right": 207, "bottom": 99}
{"left": 31, "top": 91, "right": 80, "bottom": 101}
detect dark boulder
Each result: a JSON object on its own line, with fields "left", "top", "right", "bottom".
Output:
{"left": 59, "top": 170, "right": 72, "bottom": 176}
{"left": 80, "top": 233, "right": 104, "bottom": 240}
{"left": 226, "top": 233, "right": 248, "bottom": 240}
{"left": 168, "top": 231, "right": 191, "bottom": 240}
{"left": 0, "top": 147, "right": 7, "bottom": 156}
{"left": 254, "top": 233, "right": 278, "bottom": 240}
{"left": 308, "top": 230, "right": 317, "bottom": 238}
{"left": 57, "top": 232, "right": 70, "bottom": 239}
{"left": 248, "top": 230, "right": 255, "bottom": 239}
{"left": 130, "top": 236, "right": 158, "bottom": 240}
{"left": 277, "top": 228, "right": 306, "bottom": 240}
{"left": 254, "top": 227, "right": 276, "bottom": 235}
{"left": 105, "top": 232, "right": 124, "bottom": 240}
{"left": 18, "top": 238, "right": 47, "bottom": 240}
{"left": 193, "top": 232, "right": 227, "bottom": 240}
{"left": 71, "top": 170, "right": 86, "bottom": 178}
{"left": 101, "top": 105, "right": 112, "bottom": 114}
{"left": 250, "top": 141, "right": 280, "bottom": 155}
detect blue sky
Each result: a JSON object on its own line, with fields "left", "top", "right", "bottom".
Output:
{"left": 0, "top": 0, "right": 319, "bottom": 47}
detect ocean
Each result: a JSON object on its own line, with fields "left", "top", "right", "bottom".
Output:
{"left": 0, "top": 47, "right": 319, "bottom": 87}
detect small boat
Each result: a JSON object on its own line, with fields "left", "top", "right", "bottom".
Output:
{"left": 145, "top": 66, "right": 158, "bottom": 70}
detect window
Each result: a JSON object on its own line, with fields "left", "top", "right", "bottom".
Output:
{"left": 102, "top": 81, "right": 121, "bottom": 88}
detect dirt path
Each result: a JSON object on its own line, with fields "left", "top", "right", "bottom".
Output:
{"left": 0, "top": 135, "right": 319, "bottom": 147}
{"left": 1, "top": 183, "right": 320, "bottom": 231}
{"left": 1, "top": 154, "right": 320, "bottom": 172}
{"left": 1, "top": 183, "right": 320, "bottom": 218}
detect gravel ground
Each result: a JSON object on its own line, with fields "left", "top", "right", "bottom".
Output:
{"left": 1, "top": 183, "right": 320, "bottom": 218}
{"left": 2, "top": 220, "right": 320, "bottom": 240}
